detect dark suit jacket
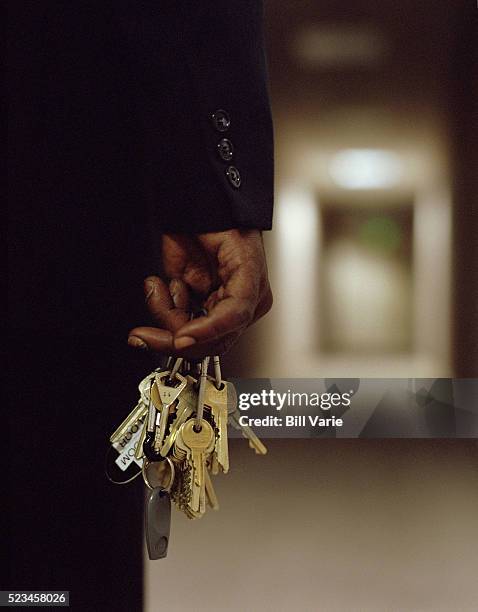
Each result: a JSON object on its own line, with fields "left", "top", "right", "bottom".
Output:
{"left": 8, "top": 2, "right": 274, "bottom": 335}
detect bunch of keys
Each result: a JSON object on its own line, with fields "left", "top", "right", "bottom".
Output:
{"left": 106, "top": 354, "right": 267, "bottom": 559}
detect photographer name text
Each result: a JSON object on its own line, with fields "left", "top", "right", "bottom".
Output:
{"left": 238, "top": 414, "right": 343, "bottom": 428}
{"left": 237, "top": 389, "right": 354, "bottom": 428}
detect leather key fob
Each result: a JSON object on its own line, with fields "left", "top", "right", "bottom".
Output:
{"left": 145, "top": 487, "right": 171, "bottom": 560}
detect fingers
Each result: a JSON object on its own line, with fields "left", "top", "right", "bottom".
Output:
{"left": 128, "top": 229, "right": 272, "bottom": 358}
{"left": 173, "top": 285, "right": 272, "bottom": 356}
{"left": 174, "top": 331, "right": 239, "bottom": 359}
{"left": 128, "top": 325, "right": 238, "bottom": 358}
{"left": 144, "top": 276, "right": 189, "bottom": 332}
{"left": 128, "top": 284, "right": 272, "bottom": 358}
{"left": 162, "top": 234, "right": 215, "bottom": 296}
{"left": 169, "top": 278, "right": 190, "bottom": 311}
{"left": 128, "top": 326, "right": 174, "bottom": 353}
{"left": 128, "top": 276, "right": 190, "bottom": 355}
{"left": 173, "top": 296, "right": 252, "bottom": 350}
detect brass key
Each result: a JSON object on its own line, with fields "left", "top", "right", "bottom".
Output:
{"left": 178, "top": 419, "right": 215, "bottom": 515}
{"left": 204, "top": 469, "right": 219, "bottom": 511}
{"left": 160, "top": 375, "right": 198, "bottom": 457}
{"left": 204, "top": 378, "right": 229, "bottom": 474}
{"left": 229, "top": 409, "right": 267, "bottom": 455}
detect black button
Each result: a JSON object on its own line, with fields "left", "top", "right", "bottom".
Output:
{"left": 217, "top": 138, "right": 234, "bottom": 161}
{"left": 226, "top": 166, "right": 241, "bottom": 188}
{"left": 211, "top": 109, "right": 231, "bottom": 132}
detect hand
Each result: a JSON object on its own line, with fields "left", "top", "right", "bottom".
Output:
{"left": 128, "top": 229, "right": 272, "bottom": 358}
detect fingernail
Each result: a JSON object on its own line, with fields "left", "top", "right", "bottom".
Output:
{"left": 174, "top": 336, "right": 196, "bottom": 350}
{"left": 170, "top": 279, "right": 180, "bottom": 294}
{"left": 144, "top": 277, "right": 158, "bottom": 290}
{"left": 144, "top": 279, "right": 157, "bottom": 302}
{"left": 128, "top": 336, "right": 148, "bottom": 349}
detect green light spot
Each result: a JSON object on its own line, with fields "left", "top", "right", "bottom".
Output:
{"left": 358, "top": 216, "right": 402, "bottom": 253}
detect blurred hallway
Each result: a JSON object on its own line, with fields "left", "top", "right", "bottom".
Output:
{"left": 222, "top": 0, "right": 477, "bottom": 379}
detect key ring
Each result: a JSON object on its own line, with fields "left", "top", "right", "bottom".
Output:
{"left": 168, "top": 357, "right": 183, "bottom": 383}
{"left": 142, "top": 457, "right": 175, "bottom": 492}
{"left": 195, "top": 356, "right": 210, "bottom": 431}
{"left": 104, "top": 445, "right": 143, "bottom": 485}
{"left": 213, "top": 355, "right": 222, "bottom": 389}
{"left": 182, "top": 311, "right": 197, "bottom": 375}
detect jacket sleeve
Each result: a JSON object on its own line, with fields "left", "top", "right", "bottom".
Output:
{"left": 117, "top": 1, "right": 274, "bottom": 233}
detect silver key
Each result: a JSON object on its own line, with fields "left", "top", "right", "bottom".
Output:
{"left": 109, "top": 371, "right": 157, "bottom": 446}
{"left": 152, "top": 372, "right": 187, "bottom": 453}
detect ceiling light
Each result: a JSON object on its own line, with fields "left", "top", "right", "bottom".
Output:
{"left": 329, "top": 149, "right": 403, "bottom": 189}
{"left": 293, "top": 25, "right": 389, "bottom": 69}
